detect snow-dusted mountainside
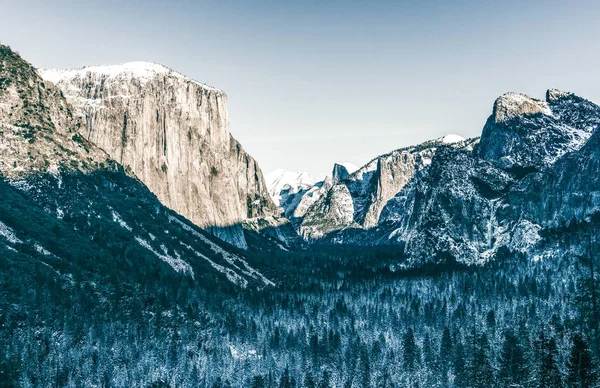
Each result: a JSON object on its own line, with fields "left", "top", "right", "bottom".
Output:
{"left": 0, "top": 45, "right": 274, "bottom": 289}
{"left": 266, "top": 169, "right": 319, "bottom": 208}
{"left": 39, "top": 62, "right": 276, "bottom": 248}
{"left": 476, "top": 90, "right": 600, "bottom": 170}
{"left": 298, "top": 135, "right": 474, "bottom": 239}
{"left": 324, "top": 89, "right": 600, "bottom": 268}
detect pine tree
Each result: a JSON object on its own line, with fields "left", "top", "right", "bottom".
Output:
{"left": 471, "top": 333, "right": 495, "bottom": 388}
{"left": 440, "top": 327, "right": 453, "bottom": 365}
{"left": 440, "top": 327, "right": 453, "bottom": 386}
{"left": 538, "top": 332, "right": 562, "bottom": 388}
{"left": 403, "top": 328, "right": 420, "bottom": 372}
{"left": 251, "top": 375, "right": 266, "bottom": 388}
{"left": 566, "top": 333, "right": 598, "bottom": 388}
{"left": 575, "top": 231, "right": 600, "bottom": 356}
{"left": 453, "top": 335, "right": 467, "bottom": 388}
{"left": 318, "top": 369, "right": 331, "bottom": 388}
{"left": 498, "top": 329, "right": 528, "bottom": 387}
{"left": 360, "top": 350, "right": 371, "bottom": 388}
{"left": 423, "top": 332, "right": 436, "bottom": 368}
{"left": 279, "top": 367, "right": 293, "bottom": 388}
{"left": 303, "top": 372, "right": 316, "bottom": 388}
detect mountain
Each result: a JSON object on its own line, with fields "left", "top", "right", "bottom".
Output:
{"left": 265, "top": 169, "right": 320, "bottom": 213}
{"left": 0, "top": 45, "right": 274, "bottom": 290}
{"left": 331, "top": 162, "right": 357, "bottom": 184}
{"left": 4, "top": 41, "right": 600, "bottom": 387}
{"left": 477, "top": 90, "right": 599, "bottom": 171}
{"left": 298, "top": 134, "right": 472, "bottom": 239}
{"left": 324, "top": 90, "right": 600, "bottom": 268}
{"left": 39, "top": 62, "right": 276, "bottom": 248}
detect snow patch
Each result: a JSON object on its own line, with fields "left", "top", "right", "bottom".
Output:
{"left": 135, "top": 236, "right": 194, "bottom": 278}
{"left": 229, "top": 345, "right": 261, "bottom": 360}
{"left": 0, "top": 221, "right": 22, "bottom": 244}
{"left": 34, "top": 244, "right": 52, "bottom": 256}
{"left": 169, "top": 215, "right": 275, "bottom": 287}
{"left": 40, "top": 62, "right": 220, "bottom": 92}
{"left": 180, "top": 242, "right": 248, "bottom": 288}
{"left": 111, "top": 210, "right": 132, "bottom": 232}
{"left": 441, "top": 134, "right": 466, "bottom": 144}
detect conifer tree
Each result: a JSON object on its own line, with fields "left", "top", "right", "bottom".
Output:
{"left": 498, "top": 329, "right": 528, "bottom": 386}
{"left": 403, "top": 328, "right": 420, "bottom": 372}
{"left": 566, "top": 333, "right": 598, "bottom": 388}
{"left": 471, "top": 333, "right": 495, "bottom": 388}
{"left": 538, "top": 332, "right": 562, "bottom": 388}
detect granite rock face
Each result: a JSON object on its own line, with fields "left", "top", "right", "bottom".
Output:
{"left": 40, "top": 63, "right": 276, "bottom": 247}
{"left": 0, "top": 45, "right": 110, "bottom": 179}
{"left": 331, "top": 163, "right": 352, "bottom": 185}
{"left": 298, "top": 135, "right": 472, "bottom": 239}
{"left": 352, "top": 90, "right": 600, "bottom": 267}
{"left": 476, "top": 91, "right": 600, "bottom": 170}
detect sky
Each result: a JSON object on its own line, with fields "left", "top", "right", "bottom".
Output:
{"left": 2, "top": 0, "right": 599, "bottom": 177}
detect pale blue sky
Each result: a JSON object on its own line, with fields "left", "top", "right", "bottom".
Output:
{"left": 2, "top": 0, "right": 599, "bottom": 177}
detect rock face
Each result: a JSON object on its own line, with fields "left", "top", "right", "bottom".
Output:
{"left": 377, "top": 147, "right": 517, "bottom": 266}
{"left": 298, "top": 135, "right": 472, "bottom": 239}
{"left": 0, "top": 45, "right": 110, "bottom": 179}
{"left": 40, "top": 63, "right": 276, "bottom": 248}
{"left": 476, "top": 91, "right": 600, "bottom": 171}
{"left": 331, "top": 163, "right": 355, "bottom": 185}
{"left": 335, "top": 89, "right": 600, "bottom": 267}
{"left": 0, "top": 45, "right": 274, "bottom": 289}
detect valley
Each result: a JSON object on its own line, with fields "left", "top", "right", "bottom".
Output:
{"left": 1, "top": 42, "right": 600, "bottom": 388}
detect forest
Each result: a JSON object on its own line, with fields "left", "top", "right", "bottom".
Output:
{"left": 2, "top": 217, "right": 600, "bottom": 387}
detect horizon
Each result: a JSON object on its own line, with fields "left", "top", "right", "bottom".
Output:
{"left": 2, "top": 0, "right": 599, "bottom": 177}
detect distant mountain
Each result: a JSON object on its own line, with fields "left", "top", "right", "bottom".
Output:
{"left": 296, "top": 134, "right": 473, "bottom": 239}
{"left": 39, "top": 62, "right": 276, "bottom": 248}
{"left": 266, "top": 169, "right": 320, "bottom": 210}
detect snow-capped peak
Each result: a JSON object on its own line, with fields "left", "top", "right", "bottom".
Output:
{"left": 39, "top": 62, "right": 219, "bottom": 91}
{"left": 266, "top": 169, "right": 319, "bottom": 206}
{"left": 441, "top": 134, "right": 466, "bottom": 144}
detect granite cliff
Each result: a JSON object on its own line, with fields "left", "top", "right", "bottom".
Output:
{"left": 40, "top": 63, "right": 276, "bottom": 248}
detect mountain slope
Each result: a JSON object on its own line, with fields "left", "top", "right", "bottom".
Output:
{"left": 0, "top": 44, "right": 274, "bottom": 290}
{"left": 39, "top": 63, "right": 276, "bottom": 248}
{"left": 345, "top": 90, "right": 600, "bottom": 267}
{"left": 299, "top": 135, "right": 473, "bottom": 239}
